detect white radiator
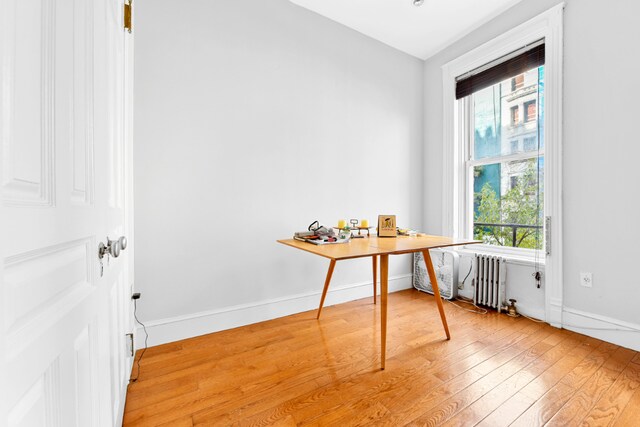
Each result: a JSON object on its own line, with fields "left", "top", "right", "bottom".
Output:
{"left": 473, "top": 254, "right": 507, "bottom": 311}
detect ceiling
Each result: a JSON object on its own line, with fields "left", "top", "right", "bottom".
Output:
{"left": 289, "top": 0, "right": 524, "bottom": 60}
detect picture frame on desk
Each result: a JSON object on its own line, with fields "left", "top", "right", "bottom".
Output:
{"left": 377, "top": 215, "right": 397, "bottom": 237}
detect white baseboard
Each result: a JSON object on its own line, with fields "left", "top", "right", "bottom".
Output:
{"left": 136, "top": 274, "right": 413, "bottom": 348}
{"left": 562, "top": 307, "right": 640, "bottom": 352}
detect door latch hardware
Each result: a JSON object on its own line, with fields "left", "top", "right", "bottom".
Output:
{"left": 124, "top": 0, "right": 132, "bottom": 33}
{"left": 98, "top": 236, "right": 128, "bottom": 276}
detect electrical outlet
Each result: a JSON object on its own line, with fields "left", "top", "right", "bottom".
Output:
{"left": 580, "top": 272, "right": 592, "bottom": 288}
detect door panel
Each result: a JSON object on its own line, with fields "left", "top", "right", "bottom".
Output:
{"left": 7, "top": 360, "right": 59, "bottom": 427}
{"left": 3, "top": 239, "right": 94, "bottom": 361}
{"left": 1, "top": 0, "right": 133, "bottom": 425}
{"left": 1, "top": 0, "right": 55, "bottom": 208}
{"left": 73, "top": 323, "right": 100, "bottom": 427}
{"left": 70, "top": 0, "right": 95, "bottom": 207}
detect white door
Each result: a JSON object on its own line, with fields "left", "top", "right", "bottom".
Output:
{"left": 1, "top": 0, "right": 133, "bottom": 425}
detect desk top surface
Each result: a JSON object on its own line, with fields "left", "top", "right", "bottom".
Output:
{"left": 277, "top": 235, "right": 480, "bottom": 260}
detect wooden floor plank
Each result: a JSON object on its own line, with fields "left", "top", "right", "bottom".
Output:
{"left": 544, "top": 367, "right": 619, "bottom": 427}
{"left": 125, "top": 292, "right": 471, "bottom": 426}
{"left": 476, "top": 334, "right": 596, "bottom": 426}
{"left": 509, "top": 340, "right": 615, "bottom": 427}
{"left": 298, "top": 318, "right": 539, "bottom": 426}
{"left": 580, "top": 361, "right": 640, "bottom": 426}
{"left": 205, "top": 313, "right": 515, "bottom": 426}
{"left": 440, "top": 328, "right": 587, "bottom": 426}
{"left": 615, "top": 385, "right": 640, "bottom": 426}
{"left": 191, "top": 302, "right": 487, "bottom": 425}
{"left": 406, "top": 327, "right": 581, "bottom": 426}
{"left": 121, "top": 290, "right": 640, "bottom": 426}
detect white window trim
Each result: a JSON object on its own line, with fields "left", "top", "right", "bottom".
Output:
{"left": 455, "top": 246, "right": 545, "bottom": 268}
{"left": 457, "top": 243, "right": 545, "bottom": 261}
{"left": 441, "top": 3, "right": 564, "bottom": 326}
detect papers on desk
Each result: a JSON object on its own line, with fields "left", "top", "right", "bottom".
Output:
{"left": 293, "top": 236, "right": 350, "bottom": 245}
{"left": 293, "top": 231, "right": 350, "bottom": 245}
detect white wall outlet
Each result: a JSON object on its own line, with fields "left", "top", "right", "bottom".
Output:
{"left": 580, "top": 272, "right": 593, "bottom": 288}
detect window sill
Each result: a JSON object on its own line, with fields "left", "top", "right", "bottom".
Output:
{"left": 452, "top": 245, "right": 546, "bottom": 268}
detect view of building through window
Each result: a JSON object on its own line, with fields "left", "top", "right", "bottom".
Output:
{"left": 471, "top": 66, "right": 544, "bottom": 249}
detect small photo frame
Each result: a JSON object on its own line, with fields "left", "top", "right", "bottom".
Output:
{"left": 377, "top": 215, "right": 397, "bottom": 237}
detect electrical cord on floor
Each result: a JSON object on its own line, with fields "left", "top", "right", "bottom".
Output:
{"left": 446, "top": 296, "right": 488, "bottom": 314}
{"left": 518, "top": 312, "right": 546, "bottom": 323}
{"left": 129, "top": 299, "right": 148, "bottom": 383}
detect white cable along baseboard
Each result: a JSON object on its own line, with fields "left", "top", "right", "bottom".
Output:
{"left": 136, "top": 274, "right": 413, "bottom": 348}
{"left": 562, "top": 307, "right": 640, "bottom": 352}
{"left": 135, "top": 280, "right": 640, "bottom": 354}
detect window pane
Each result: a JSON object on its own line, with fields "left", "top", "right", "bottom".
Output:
{"left": 473, "top": 66, "right": 544, "bottom": 159}
{"left": 473, "top": 157, "right": 544, "bottom": 249}
{"left": 511, "top": 106, "right": 519, "bottom": 126}
{"left": 523, "top": 136, "right": 537, "bottom": 151}
{"left": 524, "top": 100, "right": 536, "bottom": 122}
{"left": 510, "top": 140, "right": 519, "bottom": 154}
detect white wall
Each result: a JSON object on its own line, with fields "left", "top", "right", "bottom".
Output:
{"left": 423, "top": 0, "right": 640, "bottom": 347}
{"left": 134, "top": 0, "right": 424, "bottom": 345}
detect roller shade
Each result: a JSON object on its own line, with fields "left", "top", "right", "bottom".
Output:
{"left": 455, "top": 43, "right": 545, "bottom": 100}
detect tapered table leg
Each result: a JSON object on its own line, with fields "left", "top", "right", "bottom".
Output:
{"left": 316, "top": 259, "right": 336, "bottom": 319}
{"left": 372, "top": 255, "right": 378, "bottom": 304}
{"left": 422, "top": 249, "right": 451, "bottom": 340}
{"left": 380, "top": 254, "right": 389, "bottom": 370}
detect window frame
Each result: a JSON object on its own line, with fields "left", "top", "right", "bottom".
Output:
{"left": 462, "top": 76, "right": 546, "bottom": 256}
{"left": 440, "top": 3, "right": 564, "bottom": 326}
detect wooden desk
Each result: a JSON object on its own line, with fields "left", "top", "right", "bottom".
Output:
{"left": 278, "top": 235, "right": 479, "bottom": 369}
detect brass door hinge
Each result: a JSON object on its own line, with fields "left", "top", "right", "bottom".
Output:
{"left": 124, "top": 0, "right": 132, "bottom": 33}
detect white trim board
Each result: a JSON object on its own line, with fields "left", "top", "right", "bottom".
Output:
{"left": 440, "top": 3, "right": 564, "bottom": 327}
{"left": 562, "top": 307, "right": 640, "bottom": 352}
{"left": 136, "top": 274, "right": 413, "bottom": 348}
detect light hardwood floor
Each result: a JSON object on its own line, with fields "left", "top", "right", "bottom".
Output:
{"left": 123, "top": 289, "right": 640, "bottom": 426}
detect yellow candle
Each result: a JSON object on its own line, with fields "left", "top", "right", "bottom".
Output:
{"left": 337, "top": 219, "right": 346, "bottom": 229}
{"left": 361, "top": 219, "right": 369, "bottom": 228}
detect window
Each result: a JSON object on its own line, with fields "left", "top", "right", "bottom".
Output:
{"left": 510, "top": 106, "right": 519, "bottom": 126}
{"left": 524, "top": 100, "right": 536, "bottom": 122}
{"left": 523, "top": 136, "right": 537, "bottom": 151}
{"left": 510, "top": 176, "right": 518, "bottom": 190}
{"left": 511, "top": 74, "right": 524, "bottom": 91}
{"left": 468, "top": 66, "right": 545, "bottom": 249}
{"left": 442, "top": 4, "right": 564, "bottom": 325}
{"left": 510, "top": 140, "right": 519, "bottom": 153}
